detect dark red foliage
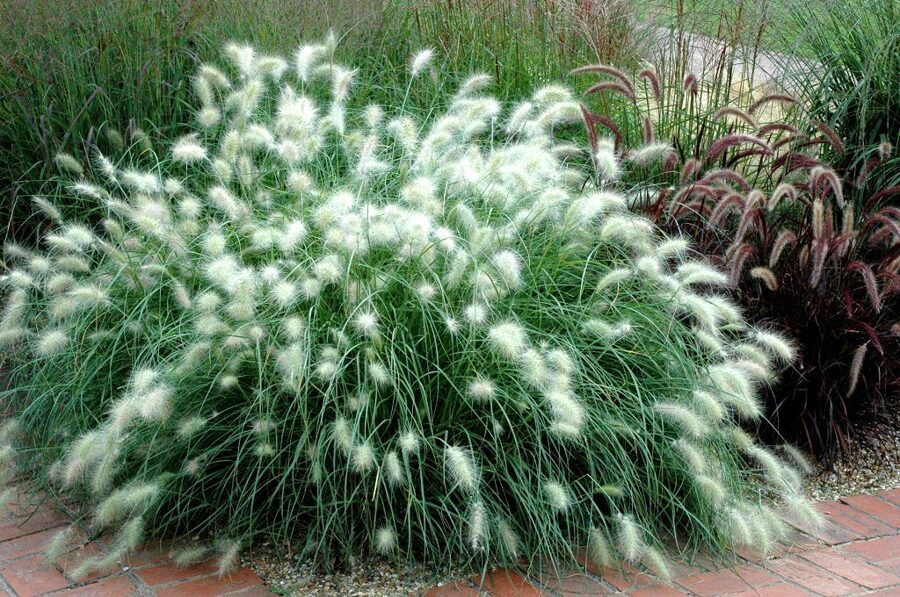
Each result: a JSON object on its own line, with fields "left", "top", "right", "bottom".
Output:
{"left": 577, "top": 68, "right": 900, "bottom": 463}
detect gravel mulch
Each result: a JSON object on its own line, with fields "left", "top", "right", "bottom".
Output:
{"left": 245, "top": 547, "right": 458, "bottom": 596}
{"left": 804, "top": 395, "right": 900, "bottom": 502}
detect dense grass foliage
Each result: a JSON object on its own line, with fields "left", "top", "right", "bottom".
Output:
{"left": 0, "top": 0, "right": 352, "bottom": 241}
{"left": 577, "top": 64, "right": 900, "bottom": 460}
{"left": 642, "top": 0, "right": 787, "bottom": 51}
{"left": 0, "top": 0, "right": 635, "bottom": 245}
{"left": 0, "top": 42, "right": 815, "bottom": 576}
{"left": 776, "top": 0, "right": 900, "bottom": 193}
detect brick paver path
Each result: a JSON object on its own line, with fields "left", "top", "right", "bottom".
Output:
{"left": 3, "top": 484, "right": 899, "bottom": 596}
{"left": 427, "top": 488, "right": 900, "bottom": 597}
{"left": 0, "top": 484, "right": 267, "bottom": 596}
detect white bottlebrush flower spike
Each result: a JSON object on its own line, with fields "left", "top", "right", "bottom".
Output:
{"left": 445, "top": 445, "right": 479, "bottom": 493}
{"left": 467, "top": 377, "right": 496, "bottom": 401}
{"left": 352, "top": 310, "right": 379, "bottom": 338}
{"left": 544, "top": 480, "right": 571, "bottom": 512}
{"left": 1, "top": 38, "right": 810, "bottom": 574}
{"left": 409, "top": 48, "right": 435, "bottom": 77}
{"left": 487, "top": 321, "right": 527, "bottom": 359}
{"left": 617, "top": 513, "right": 642, "bottom": 563}
{"left": 375, "top": 526, "right": 397, "bottom": 554}
{"left": 172, "top": 135, "right": 208, "bottom": 163}
{"left": 36, "top": 329, "right": 69, "bottom": 356}
{"left": 398, "top": 431, "right": 420, "bottom": 455}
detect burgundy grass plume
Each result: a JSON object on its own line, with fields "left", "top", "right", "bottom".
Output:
{"left": 704, "top": 134, "right": 772, "bottom": 164}
{"left": 748, "top": 93, "right": 798, "bottom": 115}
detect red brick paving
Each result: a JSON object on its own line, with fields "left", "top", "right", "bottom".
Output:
{"left": 55, "top": 576, "right": 140, "bottom": 597}
{"left": 730, "top": 583, "right": 813, "bottom": 596}
{"left": 451, "top": 488, "right": 900, "bottom": 596}
{"left": 765, "top": 555, "right": 864, "bottom": 596}
{"left": 2, "top": 485, "right": 900, "bottom": 596}
{"left": 675, "top": 565, "right": 779, "bottom": 596}
{"left": 842, "top": 535, "right": 900, "bottom": 563}
{"left": 153, "top": 568, "right": 262, "bottom": 597}
{"left": 472, "top": 570, "right": 544, "bottom": 596}
{"left": 582, "top": 563, "right": 654, "bottom": 592}
{"left": 841, "top": 494, "right": 900, "bottom": 527}
{"left": 879, "top": 488, "right": 900, "bottom": 506}
{"left": 628, "top": 585, "right": 690, "bottom": 596}
{"left": 0, "top": 485, "right": 268, "bottom": 596}
{"left": 798, "top": 549, "right": 900, "bottom": 590}
{"left": 135, "top": 560, "right": 220, "bottom": 586}
{"left": 542, "top": 573, "right": 611, "bottom": 595}
{"left": 817, "top": 501, "right": 895, "bottom": 539}
{"left": 0, "top": 553, "right": 68, "bottom": 596}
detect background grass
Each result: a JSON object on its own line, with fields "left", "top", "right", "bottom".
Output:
{"left": 774, "top": 0, "right": 899, "bottom": 190}
{"left": 2, "top": 0, "right": 838, "bottom": 244}
{"left": 0, "top": 0, "right": 642, "bottom": 244}
{"left": 0, "top": 0, "right": 380, "bottom": 241}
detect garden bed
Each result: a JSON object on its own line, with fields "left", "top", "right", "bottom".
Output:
{"left": 807, "top": 395, "right": 900, "bottom": 502}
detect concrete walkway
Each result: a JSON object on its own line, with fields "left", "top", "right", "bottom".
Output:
{"left": 2, "top": 484, "right": 899, "bottom": 596}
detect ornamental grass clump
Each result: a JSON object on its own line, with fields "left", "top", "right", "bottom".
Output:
{"left": 0, "top": 39, "right": 812, "bottom": 576}
{"left": 575, "top": 62, "right": 900, "bottom": 460}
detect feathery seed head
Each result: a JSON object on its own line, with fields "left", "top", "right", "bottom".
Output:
{"left": 313, "top": 254, "right": 343, "bottom": 284}
{"left": 352, "top": 442, "right": 376, "bottom": 473}
{"left": 708, "top": 363, "right": 761, "bottom": 420}
{"left": 583, "top": 318, "right": 632, "bottom": 340}
{"left": 696, "top": 475, "right": 727, "bottom": 505}
{"left": 464, "top": 303, "right": 488, "bottom": 326}
{"left": 282, "top": 316, "right": 306, "bottom": 341}
{"left": 368, "top": 361, "right": 391, "bottom": 387}
{"left": 498, "top": 520, "right": 519, "bottom": 557}
{"left": 333, "top": 417, "right": 352, "bottom": 455}
{"left": 487, "top": 321, "right": 527, "bottom": 359}
{"left": 270, "top": 281, "right": 299, "bottom": 310}
{"left": 752, "top": 330, "right": 797, "bottom": 364}
{"left": 445, "top": 445, "right": 479, "bottom": 493}
{"left": 384, "top": 451, "right": 403, "bottom": 486}
{"left": 595, "top": 143, "right": 621, "bottom": 182}
{"left": 544, "top": 480, "right": 571, "bottom": 512}
{"left": 353, "top": 310, "right": 379, "bottom": 338}
{"left": 616, "top": 513, "right": 642, "bottom": 562}
{"left": 140, "top": 384, "right": 174, "bottom": 422}
{"left": 673, "top": 439, "right": 707, "bottom": 474}
{"left": 784, "top": 493, "right": 823, "bottom": 530}
{"left": 692, "top": 390, "right": 726, "bottom": 422}
{"left": 216, "top": 540, "right": 240, "bottom": 578}
{"left": 468, "top": 500, "right": 487, "bottom": 551}
{"left": 653, "top": 402, "right": 709, "bottom": 438}
{"left": 467, "top": 377, "right": 496, "bottom": 401}
{"left": 55, "top": 152, "right": 84, "bottom": 176}
{"left": 399, "top": 431, "right": 420, "bottom": 455}
{"left": 589, "top": 527, "right": 613, "bottom": 567}
{"left": 173, "top": 545, "right": 210, "bottom": 567}
{"left": 642, "top": 546, "right": 671, "bottom": 580}
{"left": 35, "top": 329, "right": 68, "bottom": 357}
{"left": 375, "top": 526, "right": 397, "bottom": 554}
{"left": 177, "top": 416, "right": 207, "bottom": 439}
{"left": 410, "top": 48, "right": 435, "bottom": 77}
{"left": 172, "top": 135, "right": 208, "bottom": 163}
